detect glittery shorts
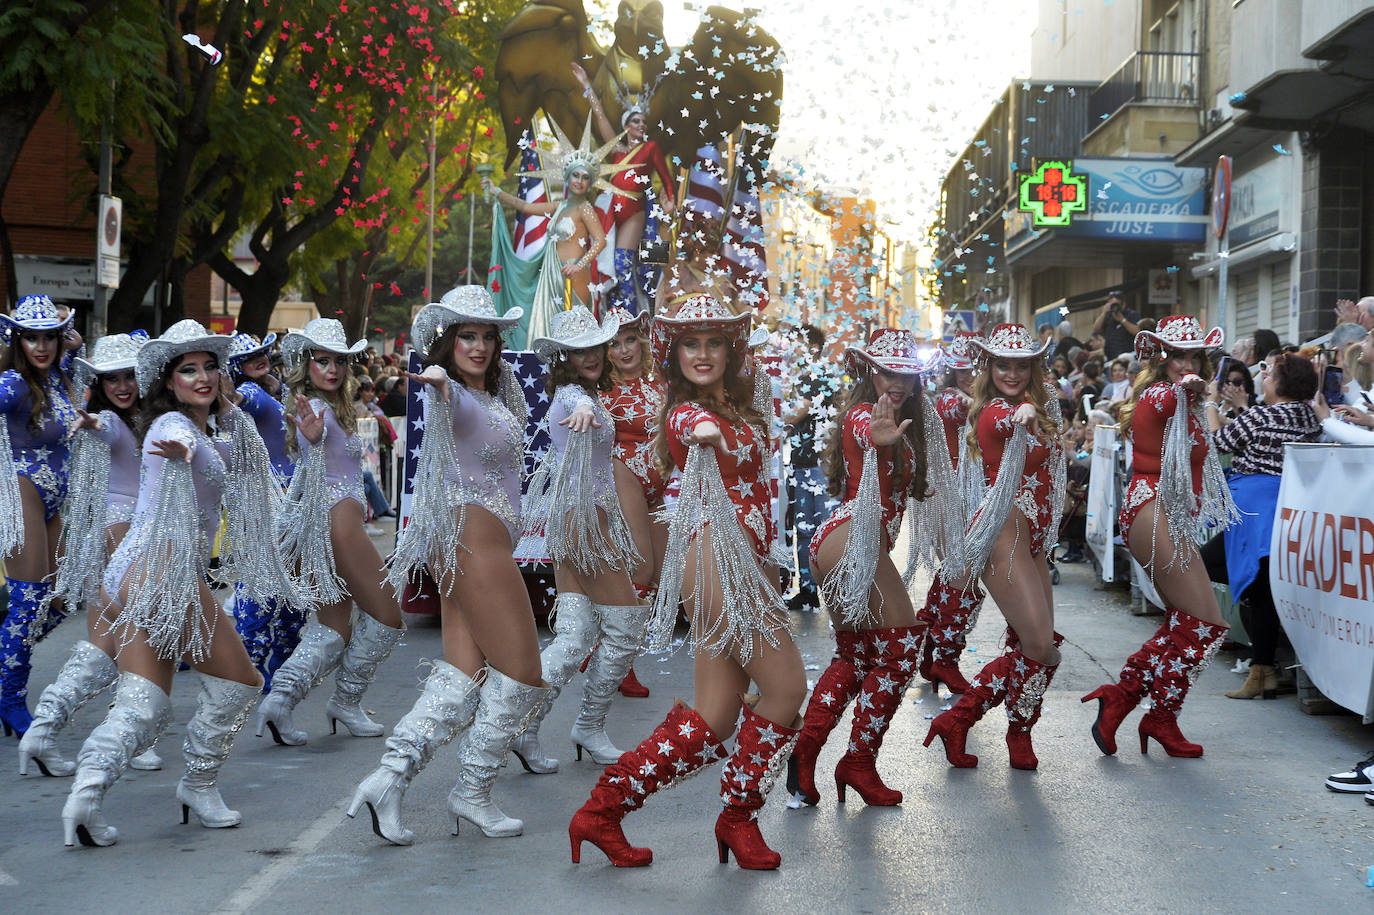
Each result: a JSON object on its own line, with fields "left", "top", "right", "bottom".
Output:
{"left": 808, "top": 501, "right": 901, "bottom": 566}
{"left": 1119, "top": 475, "right": 1159, "bottom": 545}
{"left": 613, "top": 441, "right": 666, "bottom": 506}
{"left": 17, "top": 455, "right": 69, "bottom": 521}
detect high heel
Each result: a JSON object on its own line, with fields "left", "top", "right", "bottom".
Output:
{"left": 830, "top": 625, "right": 919, "bottom": 805}
{"left": 177, "top": 674, "right": 260, "bottom": 828}
{"left": 1080, "top": 683, "right": 1143, "bottom": 756}
{"left": 21, "top": 640, "right": 121, "bottom": 777}
{"left": 790, "top": 734, "right": 823, "bottom": 806}
{"left": 510, "top": 731, "right": 558, "bottom": 774}
{"left": 789, "top": 630, "right": 875, "bottom": 806}
{"left": 1138, "top": 709, "right": 1203, "bottom": 758}
{"left": 347, "top": 768, "right": 414, "bottom": 845}
{"left": 714, "top": 806, "right": 780, "bottom": 870}
{"left": 1003, "top": 642, "right": 1059, "bottom": 771}
{"left": 325, "top": 614, "right": 404, "bottom": 738}
{"left": 255, "top": 619, "right": 345, "bottom": 746}
{"left": 833, "top": 755, "right": 902, "bottom": 805}
{"left": 568, "top": 602, "right": 650, "bottom": 767}
{"left": 571, "top": 732, "right": 625, "bottom": 765}
{"left": 569, "top": 806, "right": 652, "bottom": 867}
{"left": 63, "top": 786, "right": 118, "bottom": 847}
{"left": 716, "top": 704, "right": 798, "bottom": 870}
{"left": 923, "top": 714, "right": 978, "bottom": 768}
{"left": 618, "top": 666, "right": 650, "bottom": 698}
{"left": 1005, "top": 730, "right": 1039, "bottom": 770}
{"left": 1140, "top": 609, "right": 1225, "bottom": 757}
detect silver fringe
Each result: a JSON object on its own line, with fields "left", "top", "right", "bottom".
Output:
{"left": 108, "top": 459, "right": 214, "bottom": 663}
{"left": 385, "top": 386, "right": 469, "bottom": 596}
{"left": 905, "top": 390, "right": 969, "bottom": 586}
{"left": 1044, "top": 395, "right": 1068, "bottom": 554}
{"left": 497, "top": 359, "right": 528, "bottom": 428}
{"left": 963, "top": 423, "right": 1029, "bottom": 581}
{"left": 1008, "top": 664, "right": 1051, "bottom": 722}
{"left": 1153, "top": 384, "right": 1242, "bottom": 575}
{"left": 820, "top": 446, "right": 883, "bottom": 628}
{"left": 648, "top": 444, "right": 788, "bottom": 665}
{"left": 46, "top": 429, "right": 111, "bottom": 615}
{"left": 752, "top": 369, "right": 772, "bottom": 417}
{"left": 221, "top": 406, "right": 314, "bottom": 608}
{"left": 0, "top": 419, "right": 23, "bottom": 558}
{"left": 521, "top": 405, "right": 641, "bottom": 577}
{"left": 278, "top": 436, "right": 346, "bottom": 605}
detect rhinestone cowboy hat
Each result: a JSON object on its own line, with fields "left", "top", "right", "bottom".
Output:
{"left": 227, "top": 332, "right": 278, "bottom": 364}
{"left": 281, "top": 318, "right": 367, "bottom": 372}
{"left": 967, "top": 323, "right": 1052, "bottom": 366}
{"left": 942, "top": 330, "right": 982, "bottom": 372}
{"left": 73, "top": 333, "right": 146, "bottom": 389}
{"left": 1134, "top": 314, "right": 1224, "bottom": 361}
{"left": 606, "top": 305, "right": 650, "bottom": 337}
{"left": 1, "top": 294, "right": 73, "bottom": 338}
{"left": 411, "top": 285, "right": 523, "bottom": 357}
{"left": 748, "top": 326, "right": 770, "bottom": 349}
{"left": 530, "top": 305, "right": 619, "bottom": 364}
{"left": 843, "top": 328, "right": 942, "bottom": 377}
{"left": 650, "top": 292, "right": 753, "bottom": 366}
{"left": 135, "top": 319, "right": 232, "bottom": 395}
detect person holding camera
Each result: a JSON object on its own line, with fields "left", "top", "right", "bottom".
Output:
{"left": 1092, "top": 294, "right": 1141, "bottom": 360}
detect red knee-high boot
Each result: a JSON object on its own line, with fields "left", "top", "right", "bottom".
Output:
{"left": 1081, "top": 615, "right": 1173, "bottom": 755}
{"left": 790, "top": 630, "right": 873, "bottom": 805}
{"left": 716, "top": 703, "right": 800, "bottom": 870}
{"left": 1139, "top": 610, "right": 1227, "bottom": 758}
{"left": 834, "top": 625, "right": 922, "bottom": 806}
{"left": 923, "top": 651, "right": 1014, "bottom": 768}
{"left": 1003, "top": 636, "right": 1062, "bottom": 770}
{"left": 569, "top": 702, "right": 727, "bottom": 866}
{"left": 918, "top": 574, "right": 976, "bottom": 693}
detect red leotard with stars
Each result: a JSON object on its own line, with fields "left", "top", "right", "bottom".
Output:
{"left": 667, "top": 402, "right": 772, "bottom": 558}
{"left": 972, "top": 397, "right": 1061, "bottom": 556}
{"left": 609, "top": 141, "right": 673, "bottom": 226}
{"left": 601, "top": 374, "right": 667, "bottom": 505}
{"left": 809, "top": 402, "right": 915, "bottom": 564}
{"left": 1120, "top": 382, "right": 1208, "bottom": 543}
{"left": 936, "top": 387, "right": 968, "bottom": 468}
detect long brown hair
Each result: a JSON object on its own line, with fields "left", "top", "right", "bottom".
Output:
{"left": 0, "top": 334, "right": 76, "bottom": 432}
{"left": 1118, "top": 349, "right": 1214, "bottom": 438}
{"left": 285, "top": 350, "right": 359, "bottom": 456}
{"left": 423, "top": 323, "right": 502, "bottom": 395}
{"left": 822, "top": 373, "right": 931, "bottom": 501}
{"left": 545, "top": 344, "right": 613, "bottom": 396}
{"left": 965, "top": 359, "right": 1058, "bottom": 463}
{"left": 654, "top": 337, "right": 766, "bottom": 475}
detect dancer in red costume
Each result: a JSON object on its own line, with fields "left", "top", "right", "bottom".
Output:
{"left": 789, "top": 329, "right": 956, "bottom": 808}
{"left": 573, "top": 63, "right": 676, "bottom": 314}
{"left": 923, "top": 324, "right": 1067, "bottom": 770}
{"left": 1082, "top": 316, "right": 1238, "bottom": 757}
{"left": 915, "top": 330, "right": 985, "bottom": 695}
{"left": 569, "top": 293, "right": 805, "bottom": 870}
{"left": 601, "top": 307, "right": 667, "bottom": 697}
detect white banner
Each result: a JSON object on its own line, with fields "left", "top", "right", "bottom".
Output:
{"left": 1270, "top": 444, "right": 1374, "bottom": 721}
{"left": 1084, "top": 425, "right": 1117, "bottom": 582}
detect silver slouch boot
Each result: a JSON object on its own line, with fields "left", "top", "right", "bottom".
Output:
{"left": 62, "top": 673, "right": 171, "bottom": 847}
{"left": 255, "top": 618, "right": 345, "bottom": 745}
{"left": 178, "top": 673, "right": 262, "bottom": 828}
{"left": 21, "top": 640, "right": 118, "bottom": 777}
{"left": 326, "top": 613, "right": 405, "bottom": 737}
{"left": 510, "top": 593, "right": 599, "bottom": 775}
{"left": 570, "top": 602, "right": 652, "bottom": 765}
{"left": 347, "top": 660, "right": 482, "bottom": 845}
{"left": 447, "top": 668, "right": 553, "bottom": 837}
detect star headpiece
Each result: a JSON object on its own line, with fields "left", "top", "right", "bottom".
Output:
{"left": 520, "top": 115, "right": 640, "bottom": 199}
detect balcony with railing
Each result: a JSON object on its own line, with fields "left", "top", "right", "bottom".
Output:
{"left": 1089, "top": 50, "right": 1201, "bottom": 122}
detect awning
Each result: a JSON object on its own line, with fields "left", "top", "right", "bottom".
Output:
{"left": 1190, "top": 232, "right": 1296, "bottom": 279}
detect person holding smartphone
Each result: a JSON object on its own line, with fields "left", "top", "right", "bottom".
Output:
{"left": 1092, "top": 293, "right": 1141, "bottom": 360}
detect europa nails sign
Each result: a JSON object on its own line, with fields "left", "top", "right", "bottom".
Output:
{"left": 1270, "top": 444, "right": 1374, "bottom": 722}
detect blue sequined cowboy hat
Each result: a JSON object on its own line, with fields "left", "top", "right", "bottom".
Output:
{"left": 1, "top": 295, "right": 74, "bottom": 338}
{"left": 227, "top": 332, "right": 278, "bottom": 364}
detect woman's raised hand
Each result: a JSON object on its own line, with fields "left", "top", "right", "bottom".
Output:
{"left": 869, "top": 396, "right": 912, "bottom": 447}
{"left": 294, "top": 395, "right": 326, "bottom": 445}
{"left": 1012, "top": 402, "right": 1037, "bottom": 426}
{"left": 71, "top": 407, "right": 103, "bottom": 434}
{"left": 150, "top": 438, "right": 192, "bottom": 462}
{"left": 558, "top": 403, "right": 601, "bottom": 434}
{"left": 684, "top": 419, "right": 726, "bottom": 452}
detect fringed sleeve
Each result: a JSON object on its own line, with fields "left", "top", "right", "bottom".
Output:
{"left": 0, "top": 386, "right": 22, "bottom": 557}
{"left": 45, "top": 428, "right": 111, "bottom": 614}
{"left": 820, "top": 446, "right": 883, "bottom": 627}
{"left": 498, "top": 358, "right": 529, "bottom": 428}
{"left": 108, "top": 458, "right": 215, "bottom": 663}
{"left": 278, "top": 425, "right": 346, "bottom": 606}
{"left": 1044, "top": 394, "right": 1069, "bottom": 552}
{"left": 385, "top": 384, "right": 469, "bottom": 596}
{"left": 649, "top": 443, "right": 788, "bottom": 664}
{"left": 221, "top": 406, "right": 315, "bottom": 608}
{"left": 962, "top": 423, "right": 1030, "bottom": 580}
{"left": 1157, "top": 384, "right": 1240, "bottom": 571}
{"left": 905, "top": 390, "right": 969, "bottom": 587}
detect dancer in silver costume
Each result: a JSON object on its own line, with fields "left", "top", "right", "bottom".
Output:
{"left": 512, "top": 305, "right": 647, "bottom": 773}
{"left": 256, "top": 319, "right": 406, "bottom": 746}
{"left": 61, "top": 320, "right": 304, "bottom": 847}
{"left": 349, "top": 285, "right": 551, "bottom": 843}
{"left": 20, "top": 333, "right": 163, "bottom": 776}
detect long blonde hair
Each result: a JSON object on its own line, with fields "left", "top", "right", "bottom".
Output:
{"left": 965, "top": 359, "right": 1057, "bottom": 463}
{"left": 285, "top": 352, "right": 359, "bottom": 456}
{"left": 1118, "top": 349, "right": 1213, "bottom": 438}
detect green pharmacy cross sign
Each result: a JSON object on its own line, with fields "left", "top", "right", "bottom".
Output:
{"left": 1018, "top": 161, "right": 1088, "bottom": 227}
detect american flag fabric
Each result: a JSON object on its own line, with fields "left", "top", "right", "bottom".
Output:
{"left": 683, "top": 144, "right": 770, "bottom": 312}
{"left": 506, "top": 350, "right": 553, "bottom": 564}
{"left": 512, "top": 128, "right": 550, "bottom": 259}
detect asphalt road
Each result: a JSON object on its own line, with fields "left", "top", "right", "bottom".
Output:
{"left": 2, "top": 536, "right": 1372, "bottom": 913}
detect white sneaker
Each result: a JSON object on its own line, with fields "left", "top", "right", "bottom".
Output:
{"left": 1230, "top": 658, "right": 1251, "bottom": 675}
{"left": 1325, "top": 752, "right": 1374, "bottom": 793}
{"left": 364, "top": 523, "right": 382, "bottom": 536}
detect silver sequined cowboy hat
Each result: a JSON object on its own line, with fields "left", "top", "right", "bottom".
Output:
{"left": 74, "top": 333, "right": 147, "bottom": 389}
{"left": 411, "top": 285, "right": 523, "bottom": 356}
{"left": 1134, "top": 315, "right": 1224, "bottom": 361}
{"left": 649, "top": 293, "right": 752, "bottom": 366}
{"left": 1, "top": 295, "right": 74, "bottom": 337}
{"left": 135, "top": 319, "right": 232, "bottom": 395}
{"left": 748, "top": 326, "right": 770, "bottom": 349}
{"left": 280, "top": 318, "right": 367, "bottom": 372}
{"left": 843, "top": 328, "right": 942, "bottom": 376}
{"left": 530, "top": 305, "right": 619, "bottom": 364}
{"left": 227, "top": 332, "right": 278, "bottom": 364}
{"left": 967, "top": 323, "right": 1052, "bottom": 367}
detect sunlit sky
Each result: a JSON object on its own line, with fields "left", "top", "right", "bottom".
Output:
{"left": 588, "top": 0, "right": 1036, "bottom": 241}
